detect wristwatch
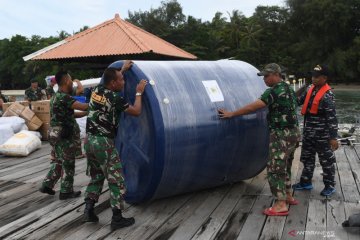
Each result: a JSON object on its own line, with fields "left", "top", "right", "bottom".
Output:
{"left": 135, "top": 92, "right": 142, "bottom": 96}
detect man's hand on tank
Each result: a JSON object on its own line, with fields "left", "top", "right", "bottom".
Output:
{"left": 73, "top": 79, "right": 83, "bottom": 86}
{"left": 136, "top": 80, "right": 147, "bottom": 93}
{"left": 218, "top": 108, "right": 233, "bottom": 119}
{"left": 122, "top": 60, "right": 134, "bottom": 72}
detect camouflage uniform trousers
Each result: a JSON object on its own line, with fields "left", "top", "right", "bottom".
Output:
{"left": 267, "top": 127, "right": 301, "bottom": 200}
{"left": 74, "top": 123, "right": 83, "bottom": 157}
{"left": 50, "top": 123, "right": 82, "bottom": 159}
{"left": 84, "top": 135, "right": 126, "bottom": 210}
{"left": 299, "top": 130, "right": 336, "bottom": 188}
{"left": 42, "top": 126, "right": 77, "bottom": 193}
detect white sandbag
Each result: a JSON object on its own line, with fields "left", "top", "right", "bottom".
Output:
{"left": 0, "top": 124, "right": 14, "bottom": 145}
{"left": 20, "top": 124, "right": 29, "bottom": 131}
{"left": 27, "top": 131, "right": 42, "bottom": 139}
{"left": 0, "top": 116, "right": 26, "bottom": 133}
{"left": 0, "top": 130, "right": 41, "bottom": 156}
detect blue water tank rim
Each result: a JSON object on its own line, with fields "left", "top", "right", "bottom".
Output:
{"left": 107, "top": 61, "right": 166, "bottom": 203}
{"left": 125, "top": 63, "right": 166, "bottom": 203}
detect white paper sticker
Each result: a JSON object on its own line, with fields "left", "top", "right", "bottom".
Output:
{"left": 202, "top": 80, "right": 224, "bottom": 102}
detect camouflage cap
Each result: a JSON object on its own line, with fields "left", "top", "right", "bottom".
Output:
{"left": 257, "top": 63, "right": 282, "bottom": 76}
{"left": 30, "top": 78, "right": 38, "bottom": 83}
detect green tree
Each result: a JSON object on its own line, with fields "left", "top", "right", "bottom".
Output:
{"left": 286, "top": 0, "right": 360, "bottom": 82}
{"left": 1, "top": 0, "right": 359, "bottom": 88}
{"left": 226, "top": 10, "right": 246, "bottom": 51}
{"left": 127, "top": 0, "right": 185, "bottom": 39}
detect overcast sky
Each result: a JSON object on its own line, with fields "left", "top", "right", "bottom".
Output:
{"left": 0, "top": 0, "right": 285, "bottom": 39}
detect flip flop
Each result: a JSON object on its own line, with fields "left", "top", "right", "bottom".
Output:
{"left": 287, "top": 198, "right": 299, "bottom": 205}
{"left": 263, "top": 207, "right": 289, "bottom": 216}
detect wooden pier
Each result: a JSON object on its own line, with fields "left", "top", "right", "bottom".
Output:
{"left": 0, "top": 144, "right": 359, "bottom": 240}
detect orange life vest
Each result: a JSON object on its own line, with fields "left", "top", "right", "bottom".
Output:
{"left": 301, "top": 83, "right": 331, "bottom": 115}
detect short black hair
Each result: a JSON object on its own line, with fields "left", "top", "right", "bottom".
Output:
{"left": 103, "top": 67, "right": 120, "bottom": 85}
{"left": 55, "top": 70, "right": 69, "bottom": 86}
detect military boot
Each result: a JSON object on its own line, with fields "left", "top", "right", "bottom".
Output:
{"left": 39, "top": 186, "right": 55, "bottom": 195}
{"left": 110, "top": 208, "right": 135, "bottom": 230}
{"left": 83, "top": 198, "right": 99, "bottom": 222}
{"left": 59, "top": 190, "right": 81, "bottom": 200}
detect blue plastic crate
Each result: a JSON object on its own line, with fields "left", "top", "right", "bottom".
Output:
{"left": 73, "top": 96, "right": 86, "bottom": 103}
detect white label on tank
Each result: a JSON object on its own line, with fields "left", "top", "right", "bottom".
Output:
{"left": 202, "top": 80, "right": 224, "bottom": 102}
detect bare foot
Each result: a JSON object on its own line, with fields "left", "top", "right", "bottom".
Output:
{"left": 287, "top": 196, "right": 295, "bottom": 202}
{"left": 272, "top": 200, "right": 288, "bottom": 212}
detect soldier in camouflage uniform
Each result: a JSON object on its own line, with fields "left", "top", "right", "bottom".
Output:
{"left": 39, "top": 70, "right": 88, "bottom": 200}
{"left": 0, "top": 89, "right": 8, "bottom": 112}
{"left": 293, "top": 65, "right": 338, "bottom": 196}
{"left": 83, "top": 61, "right": 147, "bottom": 231}
{"left": 49, "top": 79, "right": 85, "bottom": 161}
{"left": 24, "top": 79, "right": 46, "bottom": 101}
{"left": 45, "top": 77, "right": 56, "bottom": 99}
{"left": 219, "top": 63, "right": 301, "bottom": 216}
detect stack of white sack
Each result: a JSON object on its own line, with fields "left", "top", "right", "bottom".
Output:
{"left": 0, "top": 116, "right": 28, "bottom": 145}
{"left": 0, "top": 124, "right": 14, "bottom": 146}
{"left": 76, "top": 116, "right": 87, "bottom": 139}
{"left": 0, "top": 130, "right": 41, "bottom": 156}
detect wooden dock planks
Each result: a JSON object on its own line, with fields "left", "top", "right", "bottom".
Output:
{"left": 0, "top": 145, "right": 359, "bottom": 240}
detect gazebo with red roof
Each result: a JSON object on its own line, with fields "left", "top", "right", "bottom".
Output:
{"left": 23, "top": 14, "right": 197, "bottom": 63}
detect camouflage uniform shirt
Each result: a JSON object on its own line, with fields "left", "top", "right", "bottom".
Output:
{"left": 50, "top": 91, "right": 76, "bottom": 128}
{"left": 260, "top": 81, "right": 299, "bottom": 129}
{"left": 25, "top": 87, "right": 45, "bottom": 101}
{"left": 86, "top": 85, "right": 129, "bottom": 138}
{"left": 45, "top": 85, "right": 55, "bottom": 98}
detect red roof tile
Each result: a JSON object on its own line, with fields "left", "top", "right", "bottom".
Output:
{"left": 24, "top": 14, "right": 196, "bottom": 61}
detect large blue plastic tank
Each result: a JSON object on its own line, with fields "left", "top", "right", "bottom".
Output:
{"left": 107, "top": 60, "right": 269, "bottom": 203}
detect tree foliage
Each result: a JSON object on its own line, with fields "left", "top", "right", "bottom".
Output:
{"left": 0, "top": 29, "right": 95, "bottom": 89}
{"left": 0, "top": 0, "right": 359, "bottom": 89}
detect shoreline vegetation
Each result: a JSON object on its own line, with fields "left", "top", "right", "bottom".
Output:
{"left": 332, "top": 84, "right": 360, "bottom": 91}
{"left": 0, "top": 0, "right": 359, "bottom": 89}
